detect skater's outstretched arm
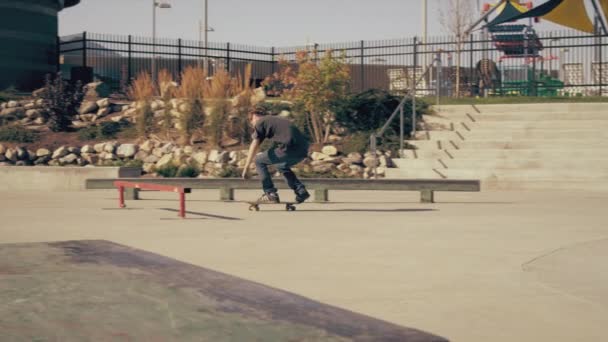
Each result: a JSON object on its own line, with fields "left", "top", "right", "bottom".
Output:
{"left": 242, "top": 138, "right": 261, "bottom": 179}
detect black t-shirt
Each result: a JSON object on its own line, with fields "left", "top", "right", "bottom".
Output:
{"left": 252, "top": 116, "right": 309, "bottom": 152}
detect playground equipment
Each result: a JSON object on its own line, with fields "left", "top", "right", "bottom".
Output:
{"left": 465, "top": 0, "right": 607, "bottom": 97}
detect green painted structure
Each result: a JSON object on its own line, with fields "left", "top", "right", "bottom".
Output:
{"left": 0, "top": 0, "right": 80, "bottom": 90}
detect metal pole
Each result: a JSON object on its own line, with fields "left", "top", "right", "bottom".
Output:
{"left": 152, "top": 0, "right": 156, "bottom": 80}
{"left": 204, "top": 0, "right": 208, "bottom": 75}
{"left": 360, "top": 40, "right": 365, "bottom": 92}
{"left": 127, "top": 35, "right": 132, "bottom": 82}
{"left": 370, "top": 134, "right": 377, "bottom": 180}
{"left": 412, "top": 82, "right": 417, "bottom": 138}
{"left": 399, "top": 104, "right": 404, "bottom": 157}
{"left": 436, "top": 52, "right": 441, "bottom": 108}
{"left": 82, "top": 31, "right": 87, "bottom": 68}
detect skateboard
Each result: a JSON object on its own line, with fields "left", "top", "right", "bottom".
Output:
{"left": 246, "top": 201, "right": 298, "bottom": 211}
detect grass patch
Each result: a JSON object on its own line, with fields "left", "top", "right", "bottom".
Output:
{"left": 0, "top": 126, "right": 37, "bottom": 143}
{"left": 78, "top": 121, "right": 131, "bottom": 141}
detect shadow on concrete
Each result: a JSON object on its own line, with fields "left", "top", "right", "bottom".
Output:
{"left": 159, "top": 208, "right": 242, "bottom": 221}
{"left": 0, "top": 240, "right": 449, "bottom": 341}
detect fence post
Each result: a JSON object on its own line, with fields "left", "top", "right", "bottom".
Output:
{"left": 360, "top": 40, "right": 365, "bottom": 92}
{"left": 82, "top": 31, "right": 87, "bottom": 68}
{"left": 178, "top": 38, "right": 183, "bottom": 76}
{"left": 469, "top": 34, "right": 474, "bottom": 96}
{"left": 271, "top": 46, "right": 276, "bottom": 74}
{"left": 226, "top": 42, "right": 231, "bottom": 73}
{"left": 600, "top": 32, "right": 603, "bottom": 95}
{"left": 127, "top": 35, "right": 132, "bottom": 82}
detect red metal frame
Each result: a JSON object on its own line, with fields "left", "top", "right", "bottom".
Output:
{"left": 113, "top": 181, "right": 190, "bottom": 218}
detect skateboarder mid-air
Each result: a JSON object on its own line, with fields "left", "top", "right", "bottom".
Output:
{"left": 242, "top": 105, "right": 311, "bottom": 204}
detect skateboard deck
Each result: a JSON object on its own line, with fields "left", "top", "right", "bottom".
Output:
{"left": 246, "top": 201, "right": 298, "bottom": 211}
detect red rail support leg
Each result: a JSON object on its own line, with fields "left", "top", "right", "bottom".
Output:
{"left": 119, "top": 186, "right": 125, "bottom": 208}
{"left": 179, "top": 191, "right": 186, "bottom": 218}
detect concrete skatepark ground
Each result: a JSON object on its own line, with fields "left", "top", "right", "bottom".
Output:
{"left": 1, "top": 189, "right": 607, "bottom": 341}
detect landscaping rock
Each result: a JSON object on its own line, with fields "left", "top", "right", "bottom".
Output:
{"left": 155, "top": 154, "right": 173, "bottom": 169}
{"left": 310, "top": 152, "right": 329, "bottom": 161}
{"left": 52, "top": 146, "right": 69, "bottom": 159}
{"left": 104, "top": 142, "right": 118, "bottom": 153}
{"left": 60, "top": 153, "right": 78, "bottom": 164}
{"left": 80, "top": 145, "right": 94, "bottom": 154}
{"left": 84, "top": 82, "right": 110, "bottom": 100}
{"left": 36, "top": 148, "right": 51, "bottom": 157}
{"left": 25, "top": 109, "right": 42, "bottom": 119}
{"left": 7, "top": 101, "right": 18, "bottom": 108}
{"left": 93, "top": 143, "right": 105, "bottom": 153}
{"left": 116, "top": 144, "right": 138, "bottom": 158}
{"left": 363, "top": 156, "right": 379, "bottom": 168}
{"left": 79, "top": 101, "right": 99, "bottom": 114}
{"left": 1, "top": 107, "right": 25, "bottom": 118}
{"left": 96, "top": 98, "right": 110, "bottom": 108}
{"left": 143, "top": 155, "right": 159, "bottom": 164}
{"left": 34, "top": 156, "right": 51, "bottom": 165}
{"left": 321, "top": 145, "right": 338, "bottom": 157}
{"left": 0, "top": 144, "right": 4, "bottom": 155}
{"left": 97, "top": 107, "right": 112, "bottom": 117}
{"left": 15, "top": 147, "right": 28, "bottom": 160}
{"left": 192, "top": 151, "right": 208, "bottom": 166}
{"left": 5, "top": 148, "right": 17, "bottom": 162}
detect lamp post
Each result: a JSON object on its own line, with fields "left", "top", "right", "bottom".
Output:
{"left": 152, "top": 0, "right": 172, "bottom": 81}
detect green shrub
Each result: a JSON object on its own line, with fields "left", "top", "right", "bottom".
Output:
{"left": 0, "top": 126, "right": 37, "bottom": 143}
{"left": 216, "top": 166, "right": 239, "bottom": 178}
{"left": 341, "top": 132, "right": 369, "bottom": 154}
{"left": 156, "top": 164, "right": 178, "bottom": 177}
{"left": 78, "top": 121, "right": 129, "bottom": 141}
{"left": 335, "top": 89, "right": 427, "bottom": 136}
{"left": 176, "top": 164, "right": 200, "bottom": 178}
{"left": 36, "top": 74, "right": 84, "bottom": 132}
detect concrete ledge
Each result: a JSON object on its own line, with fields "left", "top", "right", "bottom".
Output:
{"left": 0, "top": 166, "right": 141, "bottom": 191}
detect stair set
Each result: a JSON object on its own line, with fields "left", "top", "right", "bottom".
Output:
{"left": 386, "top": 103, "right": 608, "bottom": 191}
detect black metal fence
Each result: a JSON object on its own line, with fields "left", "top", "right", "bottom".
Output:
{"left": 59, "top": 29, "right": 607, "bottom": 97}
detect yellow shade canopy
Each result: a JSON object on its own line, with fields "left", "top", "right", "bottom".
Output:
{"left": 543, "top": 0, "right": 595, "bottom": 33}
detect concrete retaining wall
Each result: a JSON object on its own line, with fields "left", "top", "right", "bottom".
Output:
{"left": 0, "top": 166, "right": 141, "bottom": 191}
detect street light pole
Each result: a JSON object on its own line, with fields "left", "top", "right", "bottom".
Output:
{"left": 152, "top": 0, "right": 157, "bottom": 81}
{"left": 152, "top": 0, "right": 171, "bottom": 81}
{"left": 204, "top": 0, "right": 208, "bottom": 74}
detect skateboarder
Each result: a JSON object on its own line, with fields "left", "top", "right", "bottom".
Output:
{"left": 242, "top": 105, "right": 311, "bottom": 204}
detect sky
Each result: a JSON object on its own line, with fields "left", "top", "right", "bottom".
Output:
{"left": 59, "top": 0, "right": 469, "bottom": 46}
{"left": 59, "top": 0, "right": 586, "bottom": 47}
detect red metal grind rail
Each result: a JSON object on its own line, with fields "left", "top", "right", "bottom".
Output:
{"left": 113, "top": 181, "right": 191, "bottom": 218}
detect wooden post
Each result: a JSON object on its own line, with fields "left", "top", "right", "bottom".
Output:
{"left": 420, "top": 190, "right": 434, "bottom": 203}
{"left": 125, "top": 188, "right": 139, "bottom": 200}
{"left": 220, "top": 187, "right": 235, "bottom": 201}
{"left": 314, "top": 189, "right": 329, "bottom": 202}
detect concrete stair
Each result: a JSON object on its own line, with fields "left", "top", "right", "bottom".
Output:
{"left": 386, "top": 103, "right": 608, "bottom": 191}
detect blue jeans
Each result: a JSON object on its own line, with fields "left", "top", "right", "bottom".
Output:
{"left": 255, "top": 147, "right": 307, "bottom": 194}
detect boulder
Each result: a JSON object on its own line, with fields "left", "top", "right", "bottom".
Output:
{"left": 363, "top": 156, "right": 379, "bottom": 168}
{"left": 191, "top": 151, "right": 208, "bottom": 166}
{"left": 97, "top": 107, "right": 112, "bottom": 117}
{"left": 84, "top": 82, "right": 110, "bottom": 100}
{"left": 0, "top": 107, "right": 25, "bottom": 118}
{"left": 36, "top": 148, "right": 51, "bottom": 157}
{"left": 116, "top": 144, "right": 138, "bottom": 158}
{"left": 81, "top": 153, "right": 99, "bottom": 165}
{"left": 5, "top": 148, "right": 17, "bottom": 162}
{"left": 15, "top": 147, "right": 28, "bottom": 160}
{"left": 79, "top": 101, "right": 99, "bottom": 114}
{"left": 155, "top": 154, "right": 174, "bottom": 169}
{"left": 310, "top": 152, "right": 329, "bottom": 161}
{"left": 59, "top": 153, "right": 78, "bottom": 164}
{"left": 321, "top": 145, "right": 338, "bottom": 157}
{"left": 0, "top": 144, "right": 4, "bottom": 155}
{"left": 143, "top": 155, "right": 159, "bottom": 164}
{"left": 93, "top": 143, "right": 105, "bottom": 153}
{"left": 104, "top": 142, "right": 118, "bottom": 153}
{"left": 81, "top": 145, "right": 95, "bottom": 154}
{"left": 139, "top": 140, "right": 155, "bottom": 152}
{"left": 25, "top": 109, "right": 42, "bottom": 119}
{"left": 96, "top": 98, "right": 110, "bottom": 108}
{"left": 134, "top": 150, "right": 149, "bottom": 161}
{"left": 52, "top": 146, "right": 69, "bottom": 159}
{"left": 7, "top": 101, "right": 19, "bottom": 108}
{"left": 34, "top": 156, "right": 51, "bottom": 165}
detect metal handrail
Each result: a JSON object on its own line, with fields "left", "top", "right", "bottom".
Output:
{"left": 370, "top": 55, "right": 441, "bottom": 179}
